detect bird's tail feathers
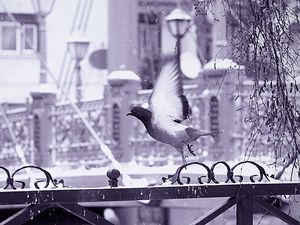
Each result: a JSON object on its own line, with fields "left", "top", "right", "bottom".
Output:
{"left": 198, "top": 130, "right": 224, "bottom": 137}
{"left": 186, "top": 128, "right": 224, "bottom": 141}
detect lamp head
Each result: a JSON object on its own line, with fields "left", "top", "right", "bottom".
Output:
{"left": 165, "top": 8, "right": 192, "bottom": 38}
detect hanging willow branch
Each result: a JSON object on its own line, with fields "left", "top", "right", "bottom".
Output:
{"left": 194, "top": 0, "right": 300, "bottom": 178}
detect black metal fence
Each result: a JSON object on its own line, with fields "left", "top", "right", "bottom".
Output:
{"left": 0, "top": 162, "right": 299, "bottom": 225}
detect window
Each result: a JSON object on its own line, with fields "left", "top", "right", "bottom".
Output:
{"left": 138, "top": 12, "right": 161, "bottom": 59}
{"left": 33, "top": 114, "right": 41, "bottom": 151}
{"left": 138, "top": 12, "right": 161, "bottom": 89}
{"left": 0, "top": 23, "right": 18, "bottom": 52}
{"left": 0, "top": 22, "right": 37, "bottom": 54}
{"left": 112, "top": 104, "right": 121, "bottom": 144}
{"left": 209, "top": 96, "right": 220, "bottom": 143}
{"left": 23, "top": 24, "right": 37, "bottom": 51}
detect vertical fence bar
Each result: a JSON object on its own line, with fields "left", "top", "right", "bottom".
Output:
{"left": 236, "top": 196, "right": 253, "bottom": 225}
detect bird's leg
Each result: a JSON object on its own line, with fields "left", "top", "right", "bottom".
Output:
{"left": 181, "top": 154, "right": 189, "bottom": 170}
{"left": 181, "top": 153, "right": 188, "bottom": 166}
{"left": 177, "top": 148, "right": 188, "bottom": 167}
{"left": 187, "top": 144, "right": 196, "bottom": 156}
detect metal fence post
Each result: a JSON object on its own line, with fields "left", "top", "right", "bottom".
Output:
{"left": 236, "top": 196, "right": 253, "bottom": 225}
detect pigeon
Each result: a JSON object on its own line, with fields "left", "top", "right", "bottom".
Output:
{"left": 127, "top": 61, "right": 220, "bottom": 165}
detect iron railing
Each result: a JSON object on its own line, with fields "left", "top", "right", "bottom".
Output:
{"left": 0, "top": 162, "right": 299, "bottom": 225}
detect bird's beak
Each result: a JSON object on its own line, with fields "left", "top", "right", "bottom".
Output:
{"left": 126, "top": 112, "right": 133, "bottom": 116}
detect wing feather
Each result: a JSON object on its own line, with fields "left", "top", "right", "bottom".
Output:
{"left": 150, "top": 61, "right": 190, "bottom": 122}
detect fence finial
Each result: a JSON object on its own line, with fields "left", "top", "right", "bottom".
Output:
{"left": 107, "top": 168, "right": 120, "bottom": 187}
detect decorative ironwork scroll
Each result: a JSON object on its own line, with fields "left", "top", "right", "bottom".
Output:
{"left": 0, "top": 107, "right": 32, "bottom": 166}
{"left": 162, "top": 160, "right": 270, "bottom": 185}
{"left": 50, "top": 99, "right": 109, "bottom": 166}
{"left": 0, "top": 165, "right": 66, "bottom": 189}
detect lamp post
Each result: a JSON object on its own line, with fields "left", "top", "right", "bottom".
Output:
{"left": 67, "top": 34, "right": 90, "bottom": 102}
{"left": 31, "top": 0, "right": 56, "bottom": 84}
{"left": 165, "top": 8, "right": 191, "bottom": 72}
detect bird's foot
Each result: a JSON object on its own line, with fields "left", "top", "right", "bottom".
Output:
{"left": 181, "top": 154, "right": 188, "bottom": 169}
{"left": 187, "top": 144, "right": 196, "bottom": 156}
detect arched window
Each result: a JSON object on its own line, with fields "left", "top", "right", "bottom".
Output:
{"left": 112, "top": 104, "right": 121, "bottom": 144}
{"left": 33, "top": 114, "right": 41, "bottom": 151}
{"left": 209, "top": 96, "right": 220, "bottom": 143}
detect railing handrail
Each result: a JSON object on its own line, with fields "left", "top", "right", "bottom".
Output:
{"left": 0, "top": 182, "right": 299, "bottom": 205}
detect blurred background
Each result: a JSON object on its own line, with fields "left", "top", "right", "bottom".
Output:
{"left": 0, "top": 0, "right": 297, "bottom": 224}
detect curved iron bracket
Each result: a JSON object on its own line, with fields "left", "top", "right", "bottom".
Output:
{"left": 0, "top": 165, "right": 66, "bottom": 190}
{"left": 162, "top": 160, "right": 270, "bottom": 185}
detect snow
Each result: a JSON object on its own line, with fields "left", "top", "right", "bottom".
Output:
{"left": 108, "top": 69, "right": 141, "bottom": 84}
{"left": 165, "top": 8, "right": 192, "bottom": 21}
{"left": 30, "top": 83, "right": 57, "bottom": 94}
{"left": 46, "top": 160, "right": 276, "bottom": 180}
{"left": 203, "top": 58, "right": 243, "bottom": 73}
{"left": 66, "top": 33, "right": 90, "bottom": 44}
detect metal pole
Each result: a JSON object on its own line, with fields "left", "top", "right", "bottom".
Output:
{"left": 38, "top": 14, "right": 47, "bottom": 83}
{"left": 75, "top": 61, "right": 82, "bottom": 102}
{"left": 177, "top": 35, "right": 181, "bottom": 72}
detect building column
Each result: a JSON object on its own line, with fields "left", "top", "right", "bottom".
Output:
{"left": 30, "top": 89, "right": 56, "bottom": 167}
{"left": 203, "top": 59, "right": 243, "bottom": 161}
{"left": 107, "top": 0, "right": 138, "bottom": 73}
{"left": 107, "top": 69, "right": 141, "bottom": 162}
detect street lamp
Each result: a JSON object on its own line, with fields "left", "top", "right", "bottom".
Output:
{"left": 165, "top": 8, "right": 191, "bottom": 72}
{"left": 31, "top": 0, "right": 56, "bottom": 84}
{"left": 67, "top": 34, "right": 90, "bottom": 102}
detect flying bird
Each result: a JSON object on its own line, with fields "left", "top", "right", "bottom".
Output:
{"left": 127, "top": 61, "right": 220, "bottom": 165}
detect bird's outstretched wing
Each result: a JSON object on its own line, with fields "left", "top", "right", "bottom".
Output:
{"left": 150, "top": 61, "right": 190, "bottom": 122}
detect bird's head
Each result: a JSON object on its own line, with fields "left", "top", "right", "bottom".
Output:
{"left": 127, "top": 106, "right": 152, "bottom": 123}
